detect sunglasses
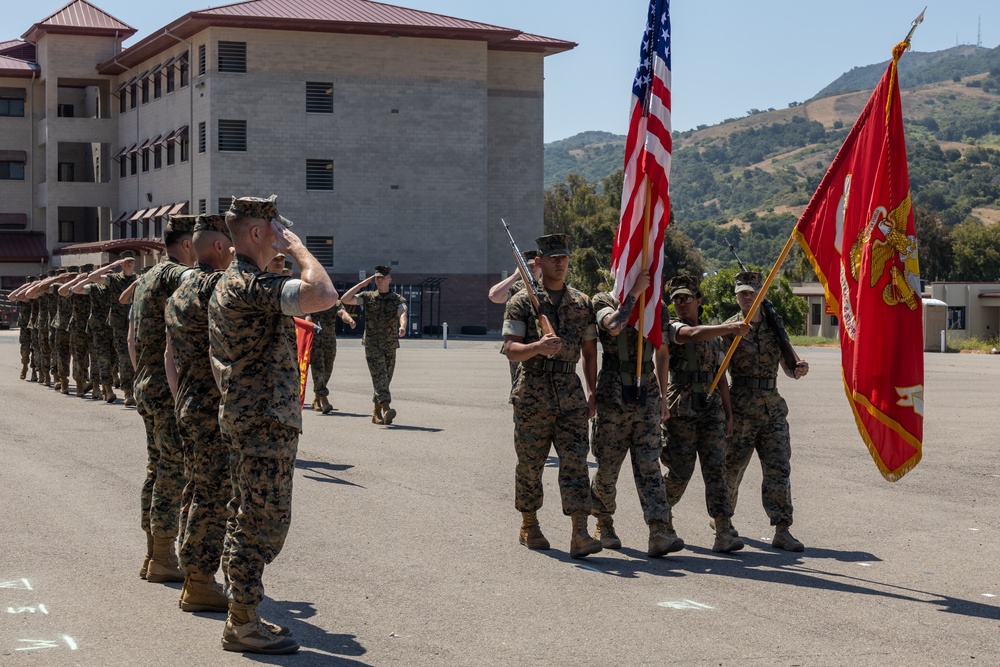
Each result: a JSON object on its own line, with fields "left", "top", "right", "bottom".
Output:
{"left": 671, "top": 294, "right": 694, "bottom": 304}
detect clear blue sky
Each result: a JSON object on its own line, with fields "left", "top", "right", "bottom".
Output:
{"left": 9, "top": 1, "right": 1000, "bottom": 142}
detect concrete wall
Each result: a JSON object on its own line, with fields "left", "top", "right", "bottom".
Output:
{"left": 931, "top": 282, "right": 1000, "bottom": 340}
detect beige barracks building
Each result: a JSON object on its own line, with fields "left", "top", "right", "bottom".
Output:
{"left": 0, "top": 0, "right": 573, "bottom": 332}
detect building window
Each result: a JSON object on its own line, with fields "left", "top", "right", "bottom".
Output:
{"left": 129, "top": 84, "right": 137, "bottom": 109}
{"left": 166, "top": 67, "right": 175, "bottom": 94}
{"left": 811, "top": 303, "right": 821, "bottom": 326}
{"left": 829, "top": 315, "right": 839, "bottom": 327}
{"left": 198, "top": 44, "right": 206, "bottom": 76}
{"left": 179, "top": 55, "right": 189, "bottom": 87}
{"left": 130, "top": 153, "right": 136, "bottom": 175}
{"left": 198, "top": 122, "right": 206, "bottom": 153}
{"left": 218, "top": 197, "right": 230, "bottom": 215}
{"left": 59, "top": 220, "right": 75, "bottom": 243}
{"left": 306, "top": 160, "right": 334, "bottom": 191}
{"left": 141, "top": 79, "right": 149, "bottom": 104}
{"left": 154, "top": 145, "right": 162, "bottom": 169}
{"left": 154, "top": 74, "right": 162, "bottom": 99}
{"left": 306, "top": 82, "right": 333, "bottom": 113}
{"left": 141, "top": 150, "right": 149, "bottom": 173}
{"left": 0, "top": 161, "right": 25, "bottom": 180}
{"left": 948, "top": 306, "right": 966, "bottom": 330}
{"left": 118, "top": 93, "right": 126, "bottom": 114}
{"left": 166, "top": 142, "right": 175, "bottom": 166}
{"left": 119, "top": 158, "right": 127, "bottom": 179}
{"left": 57, "top": 104, "right": 74, "bottom": 118}
{"left": 0, "top": 91, "right": 26, "bottom": 117}
{"left": 306, "top": 236, "right": 334, "bottom": 268}
{"left": 218, "top": 41, "right": 247, "bottom": 73}
{"left": 218, "top": 120, "right": 247, "bottom": 152}
{"left": 57, "top": 162, "right": 74, "bottom": 182}
{"left": 198, "top": 199, "right": 206, "bottom": 214}
{"left": 180, "top": 133, "right": 189, "bottom": 162}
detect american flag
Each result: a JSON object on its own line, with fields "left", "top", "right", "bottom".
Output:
{"left": 611, "top": 0, "right": 672, "bottom": 347}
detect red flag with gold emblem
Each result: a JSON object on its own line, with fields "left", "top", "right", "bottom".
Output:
{"left": 794, "top": 42, "right": 923, "bottom": 481}
{"left": 293, "top": 317, "right": 315, "bottom": 409}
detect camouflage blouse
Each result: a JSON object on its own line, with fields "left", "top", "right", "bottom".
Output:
{"left": 311, "top": 302, "right": 345, "bottom": 342}
{"left": 664, "top": 317, "right": 724, "bottom": 419}
{"left": 592, "top": 292, "right": 661, "bottom": 411}
{"left": 85, "top": 283, "right": 111, "bottom": 334}
{"left": 722, "top": 312, "right": 790, "bottom": 418}
{"left": 48, "top": 285, "right": 72, "bottom": 331}
{"left": 165, "top": 264, "right": 225, "bottom": 424}
{"left": 356, "top": 290, "right": 405, "bottom": 350}
{"left": 69, "top": 291, "right": 90, "bottom": 331}
{"left": 105, "top": 272, "right": 137, "bottom": 329}
{"left": 131, "top": 257, "right": 194, "bottom": 404}
{"left": 208, "top": 254, "right": 303, "bottom": 433}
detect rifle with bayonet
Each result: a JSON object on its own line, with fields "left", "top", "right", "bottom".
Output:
{"left": 726, "top": 238, "right": 800, "bottom": 374}
{"left": 501, "top": 218, "right": 555, "bottom": 339}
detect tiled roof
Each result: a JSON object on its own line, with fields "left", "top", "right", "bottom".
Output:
{"left": 22, "top": 0, "right": 136, "bottom": 41}
{"left": 0, "top": 232, "right": 48, "bottom": 263}
{"left": 98, "top": 0, "right": 574, "bottom": 73}
{"left": 54, "top": 239, "right": 164, "bottom": 256}
{"left": 0, "top": 40, "right": 36, "bottom": 62}
{"left": 0, "top": 55, "right": 39, "bottom": 77}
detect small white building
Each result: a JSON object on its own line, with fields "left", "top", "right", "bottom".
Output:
{"left": 930, "top": 282, "right": 1000, "bottom": 341}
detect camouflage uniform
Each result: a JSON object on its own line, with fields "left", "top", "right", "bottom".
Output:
{"left": 105, "top": 271, "right": 137, "bottom": 391}
{"left": 84, "top": 282, "right": 115, "bottom": 388}
{"left": 49, "top": 284, "right": 73, "bottom": 382}
{"left": 503, "top": 285, "right": 596, "bottom": 515}
{"left": 46, "top": 288, "right": 59, "bottom": 379}
{"left": 18, "top": 296, "right": 33, "bottom": 371}
{"left": 722, "top": 312, "right": 794, "bottom": 527}
{"left": 661, "top": 318, "right": 733, "bottom": 520}
{"left": 590, "top": 293, "right": 671, "bottom": 524}
{"left": 309, "top": 302, "right": 345, "bottom": 399}
{"left": 166, "top": 263, "right": 231, "bottom": 575}
{"left": 356, "top": 290, "right": 406, "bottom": 405}
{"left": 132, "top": 257, "right": 194, "bottom": 539}
{"left": 69, "top": 289, "right": 91, "bottom": 390}
{"left": 34, "top": 289, "right": 49, "bottom": 379}
{"left": 209, "top": 254, "right": 303, "bottom": 607}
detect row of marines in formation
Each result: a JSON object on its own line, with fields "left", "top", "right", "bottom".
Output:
{"left": 491, "top": 234, "right": 810, "bottom": 561}
{"left": 8, "top": 196, "right": 353, "bottom": 656}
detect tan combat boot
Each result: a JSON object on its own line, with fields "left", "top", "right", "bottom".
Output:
{"left": 92, "top": 384, "right": 103, "bottom": 400}
{"left": 518, "top": 511, "right": 550, "bottom": 550}
{"left": 711, "top": 517, "right": 745, "bottom": 553}
{"left": 140, "top": 532, "right": 153, "bottom": 579}
{"left": 30, "top": 368, "right": 38, "bottom": 382}
{"left": 647, "top": 518, "right": 685, "bottom": 557}
{"left": 39, "top": 369, "right": 49, "bottom": 385}
{"left": 708, "top": 517, "right": 739, "bottom": 537}
{"left": 124, "top": 388, "right": 136, "bottom": 407}
{"left": 76, "top": 379, "right": 87, "bottom": 397}
{"left": 595, "top": 514, "right": 622, "bottom": 549}
{"left": 380, "top": 401, "right": 396, "bottom": 425}
{"left": 772, "top": 525, "right": 804, "bottom": 552}
{"left": 60, "top": 377, "right": 70, "bottom": 395}
{"left": 52, "top": 376, "right": 61, "bottom": 391}
{"left": 321, "top": 396, "right": 333, "bottom": 414}
{"left": 311, "top": 396, "right": 322, "bottom": 411}
{"left": 20, "top": 363, "right": 27, "bottom": 380}
{"left": 146, "top": 536, "right": 185, "bottom": 583}
{"left": 371, "top": 403, "right": 384, "bottom": 424}
{"left": 569, "top": 511, "right": 602, "bottom": 558}
{"left": 180, "top": 573, "right": 229, "bottom": 613}
{"left": 222, "top": 603, "right": 299, "bottom": 654}
{"left": 104, "top": 384, "right": 117, "bottom": 403}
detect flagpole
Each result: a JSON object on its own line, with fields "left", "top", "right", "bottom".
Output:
{"left": 705, "top": 234, "right": 796, "bottom": 397}
{"left": 635, "top": 178, "right": 652, "bottom": 384}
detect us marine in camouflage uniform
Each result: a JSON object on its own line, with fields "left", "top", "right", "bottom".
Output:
{"left": 502, "top": 233, "right": 602, "bottom": 559}
{"left": 131, "top": 216, "right": 197, "bottom": 584}
{"left": 91, "top": 252, "right": 138, "bottom": 404}
{"left": 306, "top": 301, "right": 356, "bottom": 413}
{"left": 164, "top": 214, "right": 235, "bottom": 614}
{"left": 721, "top": 271, "right": 810, "bottom": 552}
{"left": 15, "top": 278, "right": 35, "bottom": 380}
{"left": 661, "top": 275, "right": 750, "bottom": 553}
{"left": 590, "top": 271, "right": 684, "bottom": 557}
{"left": 50, "top": 269, "right": 78, "bottom": 394}
{"left": 341, "top": 266, "right": 407, "bottom": 425}
{"left": 24, "top": 270, "right": 57, "bottom": 385}
{"left": 209, "top": 195, "right": 337, "bottom": 655}
{"left": 29, "top": 285, "right": 42, "bottom": 381}
{"left": 76, "top": 265, "right": 115, "bottom": 401}
{"left": 66, "top": 265, "right": 95, "bottom": 397}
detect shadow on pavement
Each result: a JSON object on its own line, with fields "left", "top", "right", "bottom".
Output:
{"left": 241, "top": 600, "right": 372, "bottom": 666}
{"left": 383, "top": 424, "right": 443, "bottom": 432}
{"left": 295, "top": 459, "right": 364, "bottom": 488}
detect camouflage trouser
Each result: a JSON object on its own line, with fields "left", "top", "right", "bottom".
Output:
{"left": 111, "top": 323, "right": 133, "bottom": 391}
{"left": 726, "top": 400, "right": 793, "bottom": 527}
{"left": 54, "top": 328, "right": 72, "bottom": 379}
{"left": 89, "top": 327, "right": 114, "bottom": 385}
{"left": 310, "top": 339, "right": 337, "bottom": 398}
{"left": 137, "top": 397, "right": 185, "bottom": 538}
{"left": 47, "top": 328, "right": 57, "bottom": 375}
{"left": 364, "top": 346, "right": 396, "bottom": 404}
{"left": 512, "top": 406, "right": 592, "bottom": 515}
{"left": 19, "top": 326, "right": 32, "bottom": 367}
{"left": 220, "top": 419, "right": 298, "bottom": 606}
{"left": 660, "top": 410, "right": 733, "bottom": 519}
{"left": 591, "top": 401, "right": 671, "bottom": 524}
{"left": 178, "top": 409, "right": 234, "bottom": 576}
{"left": 70, "top": 327, "right": 89, "bottom": 384}
{"left": 31, "top": 326, "right": 41, "bottom": 371}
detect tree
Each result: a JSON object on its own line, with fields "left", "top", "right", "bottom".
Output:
{"left": 700, "top": 266, "right": 808, "bottom": 333}
{"left": 913, "top": 204, "right": 953, "bottom": 281}
{"left": 950, "top": 221, "right": 1000, "bottom": 281}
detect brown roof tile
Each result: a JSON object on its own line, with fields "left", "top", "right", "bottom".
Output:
{"left": 0, "top": 55, "right": 39, "bottom": 77}
{"left": 23, "top": 0, "right": 136, "bottom": 40}
{"left": 0, "top": 232, "right": 48, "bottom": 263}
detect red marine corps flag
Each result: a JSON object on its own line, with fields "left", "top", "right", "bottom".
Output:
{"left": 612, "top": 0, "right": 671, "bottom": 349}
{"left": 293, "top": 317, "right": 315, "bottom": 409}
{"left": 794, "top": 38, "right": 924, "bottom": 481}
